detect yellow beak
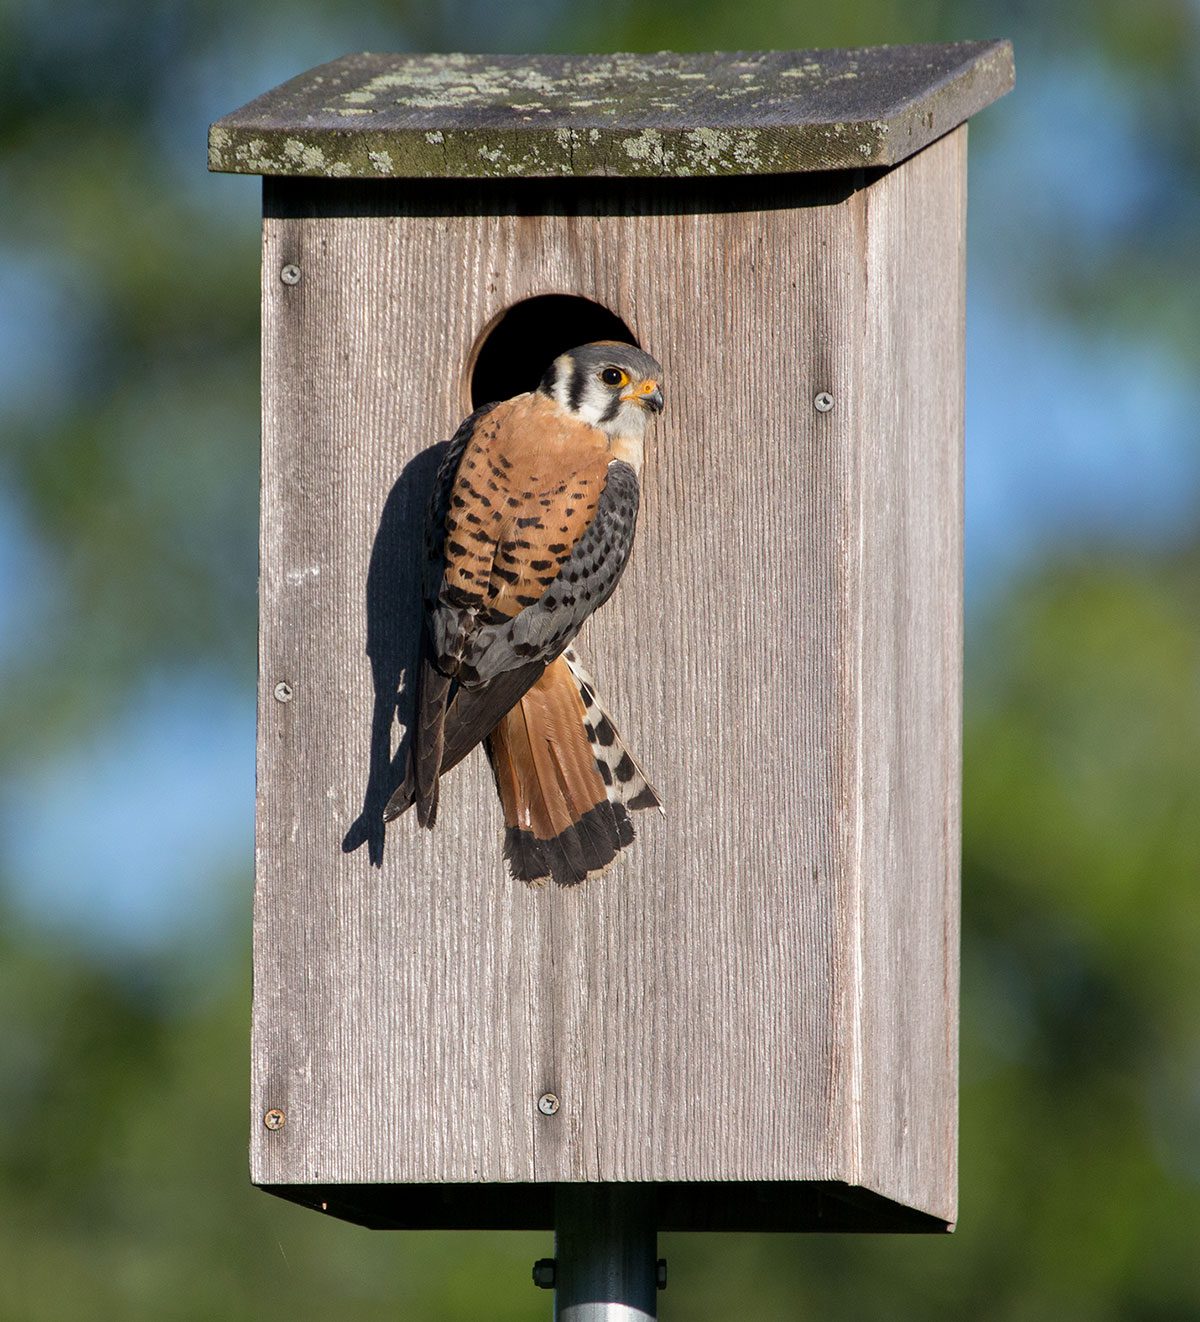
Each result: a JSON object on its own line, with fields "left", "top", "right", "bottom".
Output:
{"left": 620, "top": 378, "right": 664, "bottom": 413}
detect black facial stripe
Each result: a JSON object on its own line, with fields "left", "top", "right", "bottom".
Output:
{"left": 599, "top": 393, "right": 622, "bottom": 424}
{"left": 538, "top": 360, "right": 558, "bottom": 396}
{"left": 568, "top": 362, "right": 586, "bottom": 413}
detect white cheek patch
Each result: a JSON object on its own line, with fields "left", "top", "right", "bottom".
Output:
{"left": 576, "top": 380, "right": 609, "bottom": 428}
{"left": 550, "top": 358, "right": 574, "bottom": 412}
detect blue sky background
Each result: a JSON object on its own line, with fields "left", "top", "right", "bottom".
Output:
{"left": 1, "top": 33, "right": 1196, "bottom": 962}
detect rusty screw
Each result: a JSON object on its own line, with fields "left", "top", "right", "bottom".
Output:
{"left": 532, "top": 1259, "right": 556, "bottom": 1289}
{"left": 263, "top": 1108, "right": 286, "bottom": 1131}
{"left": 280, "top": 263, "right": 302, "bottom": 285}
{"left": 273, "top": 681, "right": 293, "bottom": 703}
{"left": 814, "top": 391, "right": 834, "bottom": 413}
{"left": 537, "top": 1092, "right": 560, "bottom": 1116}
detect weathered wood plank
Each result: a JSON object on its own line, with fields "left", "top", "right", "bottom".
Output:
{"left": 852, "top": 127, "right": 965, "bottom": 1222}
{"left": 210, "top": 44, "right": 1012, "bottom": 179}
{"left": 252, "top": 134, "right": 963, "bottom": 1228}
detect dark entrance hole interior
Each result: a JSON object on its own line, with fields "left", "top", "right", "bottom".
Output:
{"left": 469, "top": 295, "right": 638, "bottom": 408}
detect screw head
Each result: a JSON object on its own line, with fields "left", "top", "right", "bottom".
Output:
{"left": 263, "top": 1108, "right": 286, "bottom": 1131}
{"left": 273, "top": 681, "right": 293, "bottom": 703}
{"left": 657, "top": 1258, "right": 668, "bottom": 1290}
{"left": 280, "top": 263, "right": 302, "bottom": 285}
{"left": 537, "top": 1092, "right": 560, "bottom": 1116}
{"left": 814, "top": 391, "right": 834, "bottom": 413}
{"left": 531, "top": 1258, "right": 557, "bottom": 1289}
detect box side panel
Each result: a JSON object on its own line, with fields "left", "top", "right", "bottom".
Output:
{"left": 852, "top": 127, "right": 965, "bottom": 1223}
{"left": 251, "top": 179, "right": 868, "bottom": 1193}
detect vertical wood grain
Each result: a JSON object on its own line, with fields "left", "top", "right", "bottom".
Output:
{"left": 251, "top": 137, "right": 964, "bottom": 1225}
{"left": 851, "top": 128, "right": 965, "bottom": 1223}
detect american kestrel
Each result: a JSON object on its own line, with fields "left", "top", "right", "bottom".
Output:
{"left": 384, "top": 341, "right": 664, "bottom": 886}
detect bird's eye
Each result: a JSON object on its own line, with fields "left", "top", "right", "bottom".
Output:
{"left": 600, "top": 367, "right": 628, "bottom": 387}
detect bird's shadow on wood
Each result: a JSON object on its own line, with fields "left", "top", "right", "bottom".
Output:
{"left": 341, "top": 442, "right": 447, "bottom": 866}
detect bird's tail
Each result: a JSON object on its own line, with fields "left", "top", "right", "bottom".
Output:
{"left": 486, "top": 647, "right": 661, "bottom": 886}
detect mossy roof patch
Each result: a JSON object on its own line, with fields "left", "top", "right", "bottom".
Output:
{"left": 209, "top": 43, "right": 1013, "bottom": 180}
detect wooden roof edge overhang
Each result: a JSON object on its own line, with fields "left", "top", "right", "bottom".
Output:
{"left": 208, "top": 42, "right": 1014, "bottom": 181}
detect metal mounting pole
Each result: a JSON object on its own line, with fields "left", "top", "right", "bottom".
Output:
{"left": 549, "top": 1185, "right": 660, "bottom": 1321}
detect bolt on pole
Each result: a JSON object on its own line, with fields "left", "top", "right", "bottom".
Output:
{"left": 550, "top": 1184, "right": 660, "bottom": 1322}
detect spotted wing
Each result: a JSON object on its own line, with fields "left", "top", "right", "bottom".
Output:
{"left": 422, "top": 401, "right": 499, "bottom": 607}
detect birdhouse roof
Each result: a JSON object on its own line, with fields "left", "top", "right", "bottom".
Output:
{"left": 208, "top": 43, "right": 1013, "bottom": 180}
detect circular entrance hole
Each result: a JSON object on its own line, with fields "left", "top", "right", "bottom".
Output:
{"left": 468, "top": 295, "right": 639, "bottom": 409}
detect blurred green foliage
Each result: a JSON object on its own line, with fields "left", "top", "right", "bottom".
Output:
{"left": 2, "top": 0, "right": 1199, "bottom": 1317}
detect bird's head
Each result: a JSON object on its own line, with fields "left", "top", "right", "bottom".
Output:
{"left": 537, "top": 342, "right": 664, "bottom": 448}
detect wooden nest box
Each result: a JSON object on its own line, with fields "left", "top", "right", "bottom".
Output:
{"left": 210, "top": 43, "right": 1013, "bottom": 1234}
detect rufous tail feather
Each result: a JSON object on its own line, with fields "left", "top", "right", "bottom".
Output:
{"left": 486, "top": 648, "right": 660, "bottom": 886}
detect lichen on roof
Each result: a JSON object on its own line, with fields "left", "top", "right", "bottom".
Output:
{"left": 208, "top": 43, "right": 1014, "bottom": 180}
